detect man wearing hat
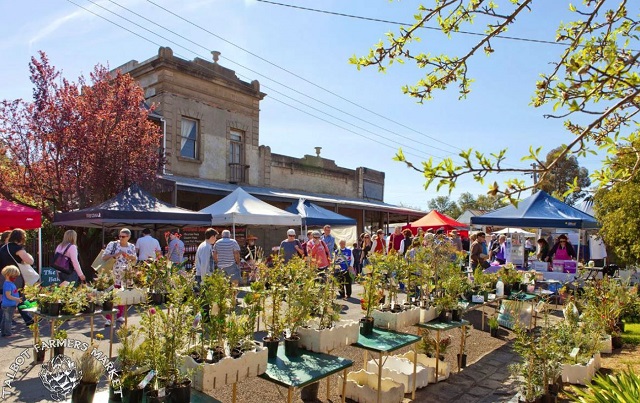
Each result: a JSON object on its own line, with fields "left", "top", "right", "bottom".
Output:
{"left": 241, "top": 235, "right": 259, "bottom": 262}
{"left": 450, "top": 230, "right": 463, "bottom": 252}
{"left": 280, "top": 229, "right": 304, "bottom": 263}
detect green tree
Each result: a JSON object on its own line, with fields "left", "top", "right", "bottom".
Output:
{"left": 427, "top": 195, "right": 461, "bottom": 218}
{"left": 593, "top": 144, "right": 640, "bottom": 264}
{"left": 351, "top": 1, "right": 639, "bottom": 202}
{"left": 537, "top": 147, "right": 591, "bottom": 206}
{"left": 457, "top": 192, "right": 508, "bottom": 212}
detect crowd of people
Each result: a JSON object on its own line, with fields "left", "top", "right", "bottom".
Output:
{"left": 0, "top": 223, "right": 576, "bottom": 339}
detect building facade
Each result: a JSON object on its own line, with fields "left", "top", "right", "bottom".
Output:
{"left": 114, "top": 47, "right": 421, "bottom": 239}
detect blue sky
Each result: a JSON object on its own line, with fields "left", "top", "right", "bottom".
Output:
{"left": 0, "top": 0, "right": 605, "bottom": 210}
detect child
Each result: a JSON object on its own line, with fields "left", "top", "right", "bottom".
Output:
{"left": 2, "top": 265, "right": 23, "bottom": 337}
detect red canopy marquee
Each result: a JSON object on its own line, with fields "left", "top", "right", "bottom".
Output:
{"left": 405, "top": 210, "right": 468, "bottom": 236}
{"left": 0, "top": 200, "right": 42, "bottom": 231}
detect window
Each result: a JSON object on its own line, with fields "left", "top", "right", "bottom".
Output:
{"left": 229, "top": 130, "right": 243, "bottom": 164}
{"left": 180, "top": 118, "right": 198, "bottom": 159}
{"left": 229, "top": 129, "right": 245, "bottom": 182}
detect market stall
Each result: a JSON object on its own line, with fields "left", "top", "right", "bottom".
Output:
{"left": 0, "top": 199, "right": 43, "bottom": 270}
{"left": 472, "top": 191, "right": 599, "bottom": 273}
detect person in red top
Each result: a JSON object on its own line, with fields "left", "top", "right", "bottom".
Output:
{"left": 307, "top": 231, "right": 330, "bottom": 270}
{"left": 371, "top": 229, "right": 386, "bottom": 254}
{"left": 387, "top": 226, "right": 404, "bottom": 255}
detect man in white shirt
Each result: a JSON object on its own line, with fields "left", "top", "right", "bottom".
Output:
{"left": 135, "top": 228, "right": 161, "bottom": 262}
{"left": 195, "top": 228, "right": 218, "bottom": 284}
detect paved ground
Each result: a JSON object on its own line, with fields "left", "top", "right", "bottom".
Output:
{"left": 0, "top": 284, "right": 528, "bottom": 402}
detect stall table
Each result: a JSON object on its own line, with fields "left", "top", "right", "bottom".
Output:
{"left": 25, "top": 308, "right": 116, "bottom": 359}
{"left": 352, "top": 327, "right": 421, "bottom": 402}
{"left": 416, "top": 320, "right": 470, "bottom": 382}
{"left": 259, "top": 345, "right": 353, "bottom": 403}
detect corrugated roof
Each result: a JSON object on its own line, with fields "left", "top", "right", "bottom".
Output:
{"left": 161, "top": 174, "right": 425, "bottom": 216}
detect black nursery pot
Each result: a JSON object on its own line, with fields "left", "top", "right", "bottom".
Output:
{"left": 438, "top": 310, "right": 452, "bottom": 323}
{"left": 122, "top": 387, "right": 144, "bottom": 403}
{"left": 490, "top": 327, "right": 499, "bottom": 337}
{"left": 456, "top": 353, "right": 467, "bottom": 368}
{"left": 451, "top": 309, "right": 462, "bottom": 322}
{"left": 504, "top": 283, "right": 513, "bottom": 295}
{"left": 102, "top": 301, "right": 114, "bottom": 312}
{"left": 81, "top": 302, "right": 95, "bottom": 314}
{"left": 149, "top": 292, "right": 164, "bottom": 305}
{"left": 71, "top": 381, "right": 97, "bottom": 403}
{"left": 263, "top": 336, "right": 280, "bottom": 359}
{"left": 284, "top": 335, "right": 300, "bottom": 357}
{"left": 34, "top": 347, "right": 46, "bottom": 363}
{"left": 359, "top": 317, "right": 374, "bottom": 336}
{"left": 48, "top": 302, "right": 61, "bottom": 316}
{"left": 165, "top": 380, "right": 191, "bottom": 403}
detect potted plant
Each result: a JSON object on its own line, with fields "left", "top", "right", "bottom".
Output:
{"left": 261, "top": 259, "right": 287, "bottom": 357}
{"left": 71, "top": 335, "right": 106, "bottom": 403}
{"left": 53, "top": 325, "right": 67, "bottom": 356}
{"left": 114, "top": 325, "right": 145, "bottom": 402}
{"left": 358, "top": 257, "right": 385, "bottom": 335}
{"left": 201, "top": 270, "right": 234, "bottom": 360}
{"left": 282, "top": 258, "right": 315, "bottom": 357}
{"left": 498, "top": 264, "right": 522, "bottom": 295}
{"left": 158, "top": 273, "right": 195, "bottom": 403}
{"left": 99, "top": 288, "right": 119, "bottom": 312}
{"left": 145, "top": 256, "right": 170, "bottom": 304}
{"left": 30, "top": 322, "right": 47, "bottom": 363}
{"left": 92, "top": 270, "right": 114, "bottom": 291}
{"left": 457, "top": 325, "right": 472, "bottom": 368}
{"left": 488, "top": 315, "right": 499, "bottom": 337}
{"left": 417, "top": 330, "right": 451, "bottom": 361}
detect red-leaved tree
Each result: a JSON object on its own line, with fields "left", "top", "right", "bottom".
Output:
{"left": 0, "top": 51, "right": 162, "bottom": 219}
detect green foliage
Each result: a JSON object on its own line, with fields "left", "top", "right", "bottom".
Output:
{"left": 537, "top": 146, "right": 591, "bottom": 206}
{"left": 282, "top": 257, "right": 316, "bottom": 335}
{"left": 569, "top": 369, "right": 640, "bottom": 403}
{"left": 594, "top": 146, "right": 640, "bottom": 264}
{"left": 358, "top": 255, "right": 386, "bottom": 318}
{"left": 427, "top": 196, "right": 461, "bottom": 219}
{"left": 353, "top": 1, "right": 640, "bottom": 199}
{"left": 260, "top": 257, "right": 287, "bottom": 338}
{"left": 487, "top": 315, "right": 499, "bottom": 330}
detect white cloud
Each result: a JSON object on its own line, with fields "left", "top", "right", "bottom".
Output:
{"left": 29, "top": 7, "right": 90, "bottom": 46}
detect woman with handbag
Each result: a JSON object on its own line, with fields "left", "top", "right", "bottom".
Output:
{"left": 0, "top": 229, "right": 35, "bottom": 326}
{"left": 101, "top": 228, "right": 136, "bottom": 327}
{"left": 54, "top": 230, "right": 86, "bottom": 284}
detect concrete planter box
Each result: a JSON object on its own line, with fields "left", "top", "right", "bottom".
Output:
{"left": 340, "top": 369, "right": 404, "bottom": 403}
{"left": 395, "top": 352, "right": 450, "bottom": 383}
{"left": 297, "top": 319, "right": 360, "bottom": 353}
{"left": 561, "top": 355, "right": 597, "bottom": 385}
{"left": 420, "top": 307, "right": 438, "bottom": 323}
{"left": 182, "top": 345, "right": 268, "bottom": 393}
{"left": 593, "top": 352, "right": 602, "bottom": 370}
{"left": 371, "top": 306, "right": 420, "bottom": 330}
{"left": 599, "top": 335, "right": 612, "bottom": 354}
{"left": 365, "top": 355, "right": 430, "bottom": 392}
{"left": 115, "top": 288, "right": 146, "bottom": 305}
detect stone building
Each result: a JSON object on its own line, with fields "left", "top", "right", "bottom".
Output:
{"left": 114, "top": 47, "right": 422, "bottom": 241}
